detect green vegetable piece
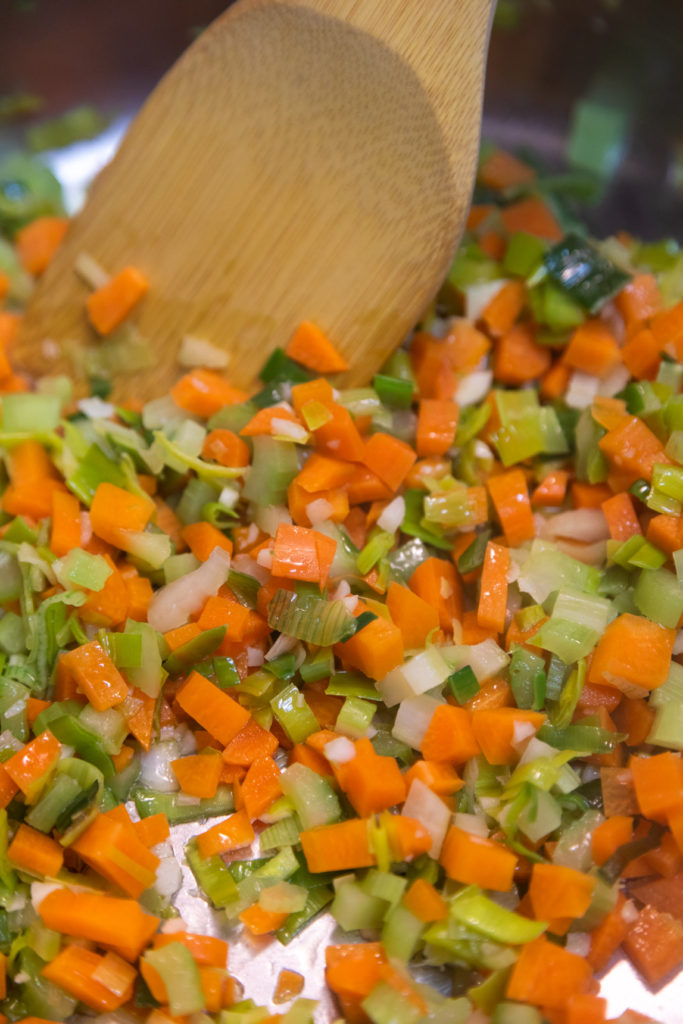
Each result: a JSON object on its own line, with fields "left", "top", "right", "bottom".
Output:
{"left": 164, "top": 626, "right": 227, "bottom": 675}
{"left": 543, "top": 232, "right": 630, "bottom": 314}
{"left": 448, "top": 665, "right": 480, "bottom": 704}
{"left": 143, "top": 943, "right": 205, "bottom": 1017}
{"left": 373, "top": 374, "right": 414, "bottom": 409}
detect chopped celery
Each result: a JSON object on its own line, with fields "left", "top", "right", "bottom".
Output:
{"left": 2, "top": 393, "right": 61, "bottom": 434}
{"left": 509, "top": 648, "right": 546, "bottom": 709}
{"left": 143, "top": 942, "right": 205, "bottom": 1016}
{"left": 373, "top": 374, "right": 414, "bottom": 409}
{"left": 450, "top": 886, "right": 546, "bottom": 944}
{"left": 123, "top": 620, "right": 165, "bottom": 696}
{"left": 331, "top": 878, "right": 387, "bottom": 932}
{"left": 185, "top": 838, "right": 239, "bottom": 907}
{"left": 275, "top": 885, "right": 334, "bottom": 944}
{"left": 634, "top": 567, "right": 683, "bottom": 628}
{"left": 259, "top": 816, "right": 301, "bottom": 851}
{"left": 543, "top": 232, "right": 630, "bottom": 313}
{"left": 401, "top": 490, "right": 452, "bottom": 551}
{"left": 268, "top": 589, "right": 355, "bottom": 646}
{"left": 134, "top": 785, "right": 233, "bottom": 823}
{"left": 279, "top": 763, "right": 341, "bottom": 829}
{"left": 503, "top": 231, "right": 546, "bottom": 278}
{"left": 326, "top": 672, "right": 380, "bottom": 700}
{"left": 259, "top": 348, "right": 312, "bottom": 384}
{"left": 242, "top": 436, "right": 299, "bottom": 506}
{"left": 336, "top": 696, "right": 376, "bottom": 738}
{"left": 164, "top": 625, "right": 226, "bottom": 675}
{"left": 270, "top": 683, "right": 319, "bottom": 743}
{"left": 381, "top": 901, "right": 424, "bottom": 960}
{"left": 448, "top": 665, "right": 480, "bottom": 704}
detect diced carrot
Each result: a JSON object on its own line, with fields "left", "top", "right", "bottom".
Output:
{"left": 181, "top": 521, "right": 233, "bottom": 561}
{"left": 500, "top": 196, "right": 563, "bottom": 241}
{"left": 240, "top": 756, "right": 282, "bottom": 820}
{"left": 86, "top": 265, "right": 148, "bottom": 335}
{"left": 0, "top": 764, "right": 18, "bottom": 810}
{"left": 531, "top": 469, "right": 569, "bottom": 508}
{"left": 612, "top": 698, "right": 655, "bottom": 747}
{"left": 197, "top": 809, "right": 255, "bottom": 858}
{"left": 50, "top": 490, "right": 82, "bottom": 557}
{"left": 15, "top": 216, "right": 69, "bottom": 275}
{"left": 151, "top": 931, "right": 228, "bottom": 967}
{"left": 171, "top": 753, "right": 223, "bottom": 799}
{"left": 599, "top": 415, "right": 671, "bottom": 487}
{"left": 198, "top": 595, "right": 251, "bottom": 644}
{"left": 477, "top": 230, "right": 506, "bottom": 261}
{"left": 646, "top": 513, "right": 683, "bottom": 556}
{"left": 344, "top": 465, "right": 394, "bottom": 505}
{"left": 588, "top": 892, "right": 629, "bottom": 971}
{"left": 404, "top": 760, "right": 464, "bottom": 798}
{"left": 8, "top": 823, "right": 63, "bottom": 877}
{"left": 325, "top": 942, "right": 387, "bottom": 1010}
{"left": 222, "top": 717, "right": 279, "bottom": 765}
{"left": 285, "top": 321, "right": 349, "bottom": 374}
{"left": 402, "top": 878, "right": 448, "bottom": 922}
{"left": 470, "top": 707, "right": 545, "bottom": 765}
{"left": 601, "top": 491, "right": 641, "bottom": 541}
{"left": 313, "top": 401, "right": 365, "bottom": 462}
{"left": 415, "top": 399, "right": 459, "bottom": 456}
{"left": 487, "top": 469, "right": 535, "bottom": 546}
{"left": 563, "top": 319, "right": 621, "bottom": 376}
{"left": 630, "top": 752, "right": 683, "bottom": 823}
{"left": 409, "top": 556, "right": 462, "bottom": 632}
{"left": 170, "top": 369, "right": 248, "bottom": 418}
{"left": 335, "top": 609, "right": 403, "bottom": 681}
{"left": 90, "top": 482, "right": 154, "bottom": 547}
{"left": 440, "top": 826, "right": 517, "bottom": 891}
{"left": 540, "top": 358, "right": 571, "bottom": 401}
{"left": 240, "top": 404, "right": 305, "bottom": 438}
{"left": 651, "top": 297, "right": 683, "bottom": 359}
{"left": 294, "top": 453, "right": 356, "bottom": 494}
{"left": 591, "top": 815, "right": 634, "bottom": 867}
{"left": 301, "top": 818, "right": 376, "bottom": 873}
{"left": 72, "top": 813, "right": 159, "bottom": 898}
{"left": 566, "top": 993, "right": 608, "bottom": 1024}
{"left": 478, "top": 148, "right": 536, "bottom": 191}
{"left": 528, "top": 862, "right": 595, "bottom": 922}
{"left": 111, "top": 744, "right": 135, "bottom": 774}
{"left": 202, "top": 428, "right": 251, "bottom": 467}
{"left": 570, "top": 480, "right": 613, "bottom": 509}
{"left": 506, "top": 936, "right": 592, "bottom": 1009}
{"left": 176, "top": 671, "right": 250, "bottom": 745}
{"left": 421, "top": 704, "right": 479, "bottom": 764}
{"left": 39, "top": 888, "right": 160, "bottom": 961}
{"left": 621, "top": 328, "right": 661, "bottom": 381}
{"left": 465, "top": 676, "right": 514, "bottom": 711}
{"left": 588, "top": 613, "right": 674, "bottom": 693}
{"left": 481, "top": 280, "right": 526, "bottom": 337}
{"left": 477, "top": 541, "right": 509, "bottom": 634}
{"left": 58, "top": 640, "right": 129, "bottom": 711}
{"left": 4, "top": 729, "right": 61, "bottom": 801}
{"left": 79, "top": 555, "right": 130, "bottom": 629}
{"left": 363, "top": 433, "right": 417, "bottom": 491}
{"left": 466, "top": 204, "right": 495, "bottom": 230}
{"left": 42, "top": 946, "right": 135, "bottom": 1011}
{"left": 134, "top": 813, "right": 170, "bottom": 849}
{"left": 289, "top": 742, "right": 333, "bottom": 778}
{"left": 493, "top": 322, "right": 551, "bottom": 385}
{"left": 124, "top": 688, "right": 156, "bottom": 752}
{"left": 338, "top": 738, "right": 406, "bottom": 817}
{"left": 271, "top": 522, "right": 337, "bottom": 588}
{"left": 122, "top": 568, "right": 154, "bottom": 621}
{"left": 385, "top": 581, "right": 439, "bottom": 650}
{"left": 623, "top": 905, "right": 683, "bottom": 985}
{"left": 615, "top": 273, "right": 661, "bottom": 331}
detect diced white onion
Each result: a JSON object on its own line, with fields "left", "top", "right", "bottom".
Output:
{"left": 218, "top": 485, "right": 240, "bottom": 509}
{"left": 621, "top": 900, "right": 640, "bottom": 924}
{"left": 511, "top": 720, "right": 537, "bottom": 750}
{"left": 455, "top": 369, "right": 493, "bottom": 407}
{"left": 147, "top": 546, "right": 230, "bottom": 632}
{"left": 178, "top": 335, "right": 229, "bottom": 369}
{"left": 324, "top": 736, "right": 356, "bottom": 764}
{"left": 673, "top": 630, "right": 683, "bottom": 656}
{"left": 473, "top": 440, "right": 493, "bottom": 461}
{"left": 392, "top": 695, "right": 442, "bottom": 749}
{"left": 155, "top": 856, "right": 183, "bottom": 898}
{"left": 464, "top": 279, "right": 507, "bottom": 321}
{"left": 378, "top": 647, "right": 451, "bottom": 706}
{"left": 453, "top": 812, "right": 488, "bottom": 838}
{"left": 140, "top": 740, "right": 181, "bottom": 792}
{"left": 161, "top": 918, "right": 187, "bottom": 934}
{"left": 305, "top": 498, "right": 334, "bottom": 525}
{"left": 256, "top": 548, "right": 273, "bottom": 569}
{"left": 231, "top": 553, "right": 270, "bottom": 585}
{"left": 402, "top": 779, "right": 450, "bottom": 858}
{"left": 254, "top": 503, "right": 292, "bottom": 537}
{"left": 331, "top": 580, "right": 352, "bottom": 601}
{"left": 74, "top": 251, "right": 110, "bottom": 289}
{"left": 518, "top": 737, "right": 556, "bottom": 767}
{"left": 598, "top": 362, "right": 631, "bottom": 397}
{"left": 342, "top": 594, "right": 359, "bottom": 614}
{"left": 565, "top": 370, "right": 599, "bottom": 410}
{"left": 601, "top": 672, "right": 649, "bottom": 700}
{"left": 265, "top": 633, "right": 299, "bottom": 661}
{"left": 77, "top": 397, "right": 114, "bottom": 419}
{"left": 538, "top": 508, "right": 609, "bottom": 543}
{"left": 271, "top": 418, "right": 309, "bottom": 442}
{"left": 377, "top": 496, "right": 405, "bottom": 535}
{"left": 554, "top": 537, "right": 608, "bottom": 566}
{"left": 468, "top": 638, "right": 509, "bottom": 682}
{"left": 247, "top": 647, "right": 265, "bottom": 666}
{"left": 565, "top": 932, "right": 591, "bottom": 957}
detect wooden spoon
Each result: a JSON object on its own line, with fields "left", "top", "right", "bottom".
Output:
{"left": 14, "top": 0, "right": 495, "bottom": 401}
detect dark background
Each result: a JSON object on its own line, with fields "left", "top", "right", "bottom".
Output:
{"left": 1, "top": 0, "right": 682, "bottom": 239}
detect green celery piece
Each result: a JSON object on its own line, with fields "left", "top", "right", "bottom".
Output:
{"left": 357, "top": 530, "right": 394, "bottom": 574}
{"left": 25, "top": 773, "right": 83, "bottom": 833}
{"left": 242, "top": 436, "right": 299, "bottom": 506}
{"left": 468, "top": 968, "right": 512, "bottom": 1014}
{"left": 2, "top": 393, "right": 61, "bottom": 434}
{"left": 0, "top": 611, "right": 26, "bottom": 655}
{"left": 176, "top": 478, "right": 219, "bottom": 525}
{"left": 574, "top": 408, "right": 607, "bottom": 484}
{"left": 448, "top": 243, "right": 501, "bottom": 289}
{"left": 106, "top": 631, "right": 143, "bottom": 669}
{"left": 185, "top": 839, "right": 239, "bottom": 907}
{"left": 335, "top": 696, "right": 376, "bottom": 738}
{"left": 373, "top": 374, "right": 414, "bottom": 409}
{"left": 26, "top": 105, "right": 110, "bottom": 152}
{"left": 270, "top": 683, "right": 319, "bottom": 743}
{"left": 634, "top": 567, "right": 683, "bottom": 628}
{"left": 537, "top": 722, "right": 621, "bottom": 754}
{"left": 227, "top": 569, "right": 260, "bottom": 608}
{"left": 450, "top": 886, "right": 547, "bottom": 944}
{"left": 144, "top": 943, "right": 205, "bottom": 1017}
{"left": 531, "top": 618, "right": 599, "bottom": 663}
{"left": 3, "top": 516, "right": 37, "bottom": 545}
{"left": 401, "top": 490, "right": 452, "bottom": 550}
{"left": 164, "top": 626, "right": 226, "bottom": 675}
{"left": 423, "top": 488, "right": 484, "bottom": 530}
{"left": 275, "top": 886, "right": 334, "bottom": 945}
{"left": 647, "top": 703, "right": 683, "bottom": 751}
{"left": 123, "top": 620, "right": 165, "bottom": 697}
{"left": 299, "top": 648, "right": 334, "bottom": 684}
{"left": 16, "top": 947, "right": 77, "bottom": 1020}
{"left": 543, "top": 232, "right": 630, "bottom": 313}
{"left": 259, "top": 348, "right": 313, "bottom": 384}
{"left": 326, "top": 673, "right": 380, "bottom": 700}
{"left": 491, "top": 1004, "right": 543, "bottom": 1024}
{"left": 153, "top": 431, "right": 244, "bottom": 482}
{"left": 331, "top": 879, "right": 387, "bottom": 932}
{"left": 259, "top": 816, "right": 301, "bottom": 851}
{"left": 265, "top": 652, "right": 296, "bottom": 680}
{"left": 133, "top": 785, "right": 234, "bottom": 824}
{"left": 381, "top": 902, "right": 424, "bottom": 961}
{"left": 267, "top": 589, "right": 355, "bottom": 646}
{"left": 548, "top": 659, "right": 586, "bottom": 727}
{"left": 279, "top": 763, "right": 341, "bottom": 829}
{"left": 652, "top": 463, "right": 683, "bottom": 502}
{"left": 164, "top": 552, "right": 202, "bottom": 584}
{"left": 0, "top": 550, "right": 24, "bottom": 604}
{"left": 509, "top": 647, "right": 546, "bottom": 710}
{"left": 538, "top": 281, "right": 586, "bottom": 330}
{"left": 448, "top": 665, "right": 480, "bottom": 704}
{"left": 0, "top": 809, "right": 16, "bottom": 891}
{"left": 68, "top": 443, "right": 128, "bottom": 504}
{"left": 457, "top": 530, "right": 490, "bottom": 574}
{"left": 503, "top": 231, "right": 546, "bottom": 278}
{"left": 56, "top": 548, "right": 112, "bottom": 592}
{"left": 43, "top": 710, "right": 114, "bottom": 777}
{"left": 455, "top": 402, "right": 491, "bottom": 447}
{"left": 0, "top": 153, "right": 64, "bottom": 234}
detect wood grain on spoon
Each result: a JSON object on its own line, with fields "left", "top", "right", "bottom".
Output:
{"left": 14, "top": 0, "right": 495, "bottom": 402}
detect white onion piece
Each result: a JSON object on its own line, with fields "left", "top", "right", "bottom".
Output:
{"left": 455, "top": 369, "right": 493, "bottom": 407}
{"left": 254, "top": 504, "right": 292, "bottom": 537}
{"left": 324, "top": 737, "right": 356, "bottom": 764}
{"left": 147, "top": 546, "right": 230, "bottom": 632}
{"left": 392, "top": 695, "right": 442, "bottom": 749}
{"left": 453, "top": 812, "right": 488, "bottom": 838}
{"left": 78, "top": 397, "right": 115, "bottom": 420}
{"left": 468, "top": 639, "right": 509, "bottom": 682}
{"left": 539, "top": 508, "right": 609, "bottom": 543}
{"left": 598, "top": 362, "right": 631, "bottom": 397}
{"left": 265, "top": 632, "right": 299, "bottom": 661}
{"left": 231, "top": 553, "right": 270, "bottom": 586}
{"left": 565, "top": 932, "right": 591, "bottom": 957}
{"left": 622, "top": 900, "right": 640, "bottom": 925}
{"left": 140, "top": 740, "right": 181, "bottom": 792}
{"left": 179, "top": 335, "right": 229, "bottom": 369}
{"left": 464, "top": 279, "right": 507, "bottom": 321}
{"left": 565, "top": 370, "right": 599, "bottom": 410}
{"left": 554, "top": 537, "right": 608, "bottom": 566}
{"left": 155, "top": 856, "right": 183, "bottom": 898}
{"left": 305, "top": 498, "right": 334, "bottom": 525}
{"left": 378, "top": 648, "right": 451, "bottom": 707}
{"left": 31, "top": 882, "right": 61, "bottom": 911}
{"left": 402, "top": 779, "right": 450, "bottom": 858}
{"left": 377, "top": 496, "right": 405, "bottom": 535}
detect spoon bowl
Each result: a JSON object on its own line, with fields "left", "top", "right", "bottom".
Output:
{"left": 13, "top": 0, "right": 494, "bottom": 400}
